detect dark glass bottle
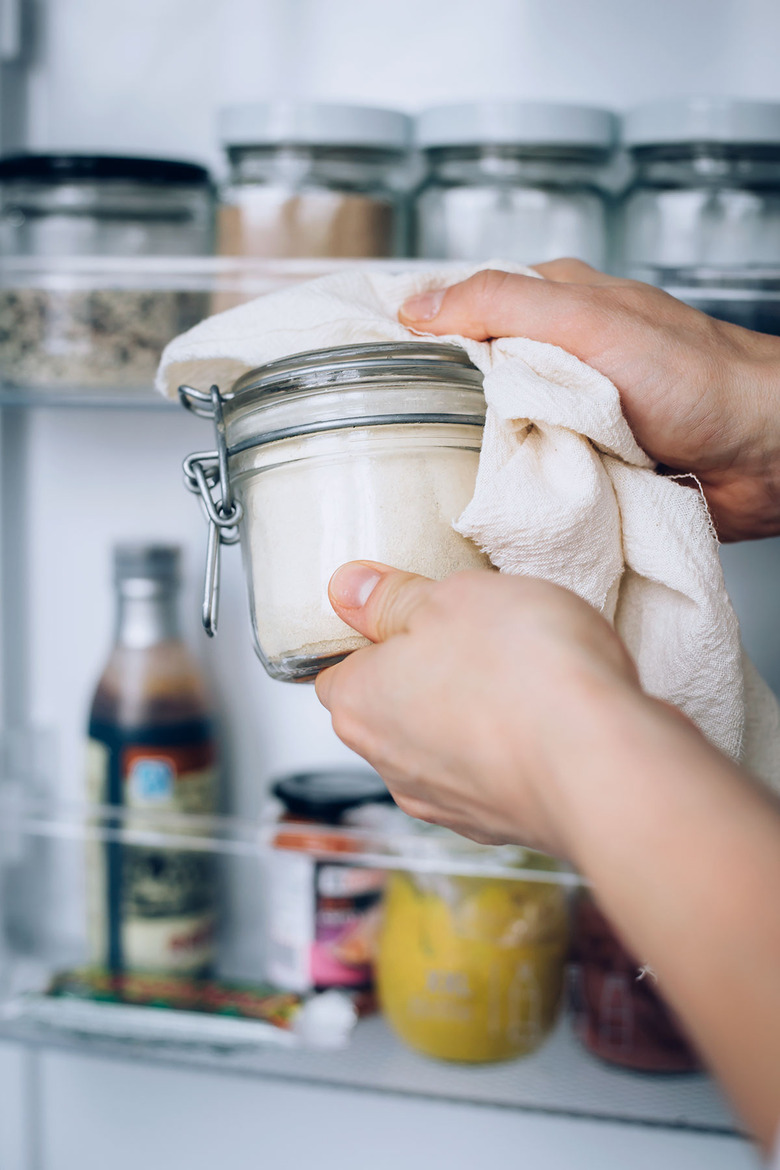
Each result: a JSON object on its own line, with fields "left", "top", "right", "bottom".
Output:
{"left": 86, "top": 545, "right": 218, "bottom": 976}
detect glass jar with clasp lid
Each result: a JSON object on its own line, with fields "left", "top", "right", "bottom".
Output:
{"left": 180, "top": 342, "right": 490, "bottom": 681}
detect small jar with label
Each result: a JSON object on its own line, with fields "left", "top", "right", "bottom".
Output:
{"left": 265, "top": 769, "right": 393, "bottom": 995}
{"left": 414, "top": 101, "right": 616, "bottom": 267}
{"left": 181, "top": 342, "right": 491, "bottom": 681}
{"left": 217, "top": 101, "right": 411, "bottom": 258}
{"left": 377, "top": 837, "right": 570, "bottom": 1063}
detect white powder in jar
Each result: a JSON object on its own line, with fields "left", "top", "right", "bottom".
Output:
{"left": 233, "top": 423, "right": 490, "bottom": 676}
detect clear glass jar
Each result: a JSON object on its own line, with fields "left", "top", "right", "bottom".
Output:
{"left": 376, "top": 835, "right": 569, "bottom": 1063}
{"left": 621, "top": 99, "right": 780, "bottom": 283}
{"left": 217, "top": 102, "right": 411, "bottom": 258}
{"left": 181, "top": 343, "right": 490, "bottom": 681}
{"left": 0, "top": 154, "right": 215, "bottom": 257}
{"left": 414, "top": 102, "right": 616, "bottom": 267}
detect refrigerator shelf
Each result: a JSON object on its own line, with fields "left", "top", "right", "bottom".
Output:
{"left": 0, "top": 999, "right": 740, "bottom": 1138}
{"left": 0, "top": 256, "right": 444, "bottom": 406}
{"left": 0, "top": 783, "right": 740, "bottom": 1139}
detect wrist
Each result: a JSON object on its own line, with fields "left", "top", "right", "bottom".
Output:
{"left": 535, "top": 678, "right": 696, "bottom": 869}
{"left": 709, "top": 330, "right": 780, "bottom": 540}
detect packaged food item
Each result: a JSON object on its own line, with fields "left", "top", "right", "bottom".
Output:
{"left": 86, "top": 545, "right": 220, "bottom": 977}
{"left": 217, "top": 101, "right": 411, "bottom": 259}
{"left": 570, "top": 892, "right": 701, "bottom": 1072}
{"left": 181, "top": 342, "right": 490, "bottom": 680}
{"left": 0, "top": 154, "right": 214, "bottom": 390}
{"left": 415, "top": 101, "right": 616, "bottom": 267}
{"left": 377, "top": 838, "right": 569, "bottom": 1063}
{"left": 47, "top": 967, "right": 300, "bottom": 1028}
{"left": 265, "top": 769, "right": 392, "bottom": 994}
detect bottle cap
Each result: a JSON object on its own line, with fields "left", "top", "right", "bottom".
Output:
{"left": 219, "top": 101, "right": 412, "bottom": 151}
{"left": 113, "top": 544, "right": 181, "bottom": 585}
{"left": 623, "top": 98, "right": 780, "bottom": 147}
{"left": 0, "top": 154, "right": 211, "bottom": 185}
{"left": 416, "top": 101, "right": 617, "bottom": 150}
{"left": 272, "top": 769, "right": 391, "bottom": 822}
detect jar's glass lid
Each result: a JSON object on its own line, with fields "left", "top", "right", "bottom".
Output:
{"left": 0, "top": 154, "right": 212, "bottom": 185}
{"left": 272, "top": 768, "right": 392, "bottom": 820}
{"left": 229, "top": 342, "right": 483, "bottom": 401}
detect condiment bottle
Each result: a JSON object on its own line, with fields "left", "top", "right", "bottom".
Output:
{"left": 266, "top": 769, "right": 392, "bottom": 995}
{"left": 86, "top": 545, "right": 219, "bottom": 976}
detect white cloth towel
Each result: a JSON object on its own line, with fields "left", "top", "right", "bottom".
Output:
{"left": 157, "top": 262, "right": 780, "bottom": 789}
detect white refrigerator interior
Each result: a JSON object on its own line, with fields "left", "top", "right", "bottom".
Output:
{"left": 1, "top": 0, "right": 779, "bottom": 1166}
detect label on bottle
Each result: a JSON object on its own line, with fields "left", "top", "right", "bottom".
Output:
{"left": 86, "top": 719, "right": 218, "bottom": 976}
{"left": 266, "top": 850, "right": 384, "bottom": 993}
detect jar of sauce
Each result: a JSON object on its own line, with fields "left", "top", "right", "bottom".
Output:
{"left": 377, "top": 841, "right": 569, "bottom": 1063}
{"left": 265, "top": 769, "right": 392, "bottom": 995}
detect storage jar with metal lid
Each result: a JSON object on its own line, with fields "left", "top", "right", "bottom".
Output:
{"left": 0, "top": 154, "right": 215, "bottom": 257}
{"left": 414, "top": 102, "right": 616, "bottom": 268}
{"left": 217, "top": 101, "right": 412, "bottom": 259}
{"left": 180, "top": 342, "right": 490, "bottom": 681}
{"left": 620, "top": 98, "right": 780, "bottom": 283}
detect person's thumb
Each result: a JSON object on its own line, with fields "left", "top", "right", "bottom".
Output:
{"left": 328, "top": 561, "right": 433, "bottom": 642}
{"left": 397, "top": 267, "right": 594, "bottom": 349}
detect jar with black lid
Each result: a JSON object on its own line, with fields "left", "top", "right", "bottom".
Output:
{"left": 267, "top": 769, "right": 392, "bottom": 994}
{"left": 181, "top": 341, "right": 490, "bottom": 681}
{"left": 217, "top": 101, "right": 411, "bottom": 258}
{"left": 0, "top": 154, "right": 215, "bottom": 257}
{"left": 414, "top": 101, "right": 616, "bottom": 268}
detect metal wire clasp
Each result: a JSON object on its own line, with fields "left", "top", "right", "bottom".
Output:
{"left": 180, "top": 384, "right": 243, "bottom": 637}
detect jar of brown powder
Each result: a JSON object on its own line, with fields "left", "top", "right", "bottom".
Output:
{"left": 217, "top": 101, "right": 411, "bottom": 260}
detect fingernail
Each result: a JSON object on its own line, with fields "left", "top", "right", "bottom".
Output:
{"left": 330, "top": 564, "right": 383, "bottom": 609}
{"left": 400, "top": 287, "right": 445, "bottom": 321}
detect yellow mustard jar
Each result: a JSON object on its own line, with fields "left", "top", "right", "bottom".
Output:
{"left": 377, "top": 844, "right": 569, "bottom": 1063}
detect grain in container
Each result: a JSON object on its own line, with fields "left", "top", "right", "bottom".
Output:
{"left": 217, "top": 102, "right": 412, "bottom": 259}
{"left": 0, "top": 154, "right": 215, "bottom": 390}
{"left": 414, "top": 101, "right": 616, "bottom": 268}
{"left": 180, "top": 342, "right": 490, "bottom": 681}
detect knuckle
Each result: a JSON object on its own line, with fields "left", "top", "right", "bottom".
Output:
{"left": 543, "top": 256, "right": 596, "bottom": 279}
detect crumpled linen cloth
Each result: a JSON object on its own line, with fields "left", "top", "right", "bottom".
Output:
{"left": 157, "top": 261, "right": 780, "bottom": 789}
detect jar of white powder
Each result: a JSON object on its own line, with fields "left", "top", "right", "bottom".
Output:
{"left": 180, "top": 343, "right": 490, "bottom": 681}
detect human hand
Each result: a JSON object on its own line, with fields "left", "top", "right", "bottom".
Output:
{"left": 399, "top": 261, "right": 780, "bottom": 541}
{"left": 315, "top": 560, "right": 642, "bottom": 861}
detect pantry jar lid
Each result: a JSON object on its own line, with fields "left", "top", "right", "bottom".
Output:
{"left": 623, "top": 98, "right": 780, "bottom": 147}
{"left": 416, "top": 101, "right": 617, "bottom": 150}
{"left": 215, "top": 341, "right": 486, "bottom": 454}
{"left": 272, "top": 769, "right": 392, "bottom": 821}
{"left": 0, "top": 154, "right": 212, "bottom": 185}
{"left": 229, "top": 341, "right": 481, "bottom": 399}
{"left": 219, "top": 101, "right": 412, "bottom": 151}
